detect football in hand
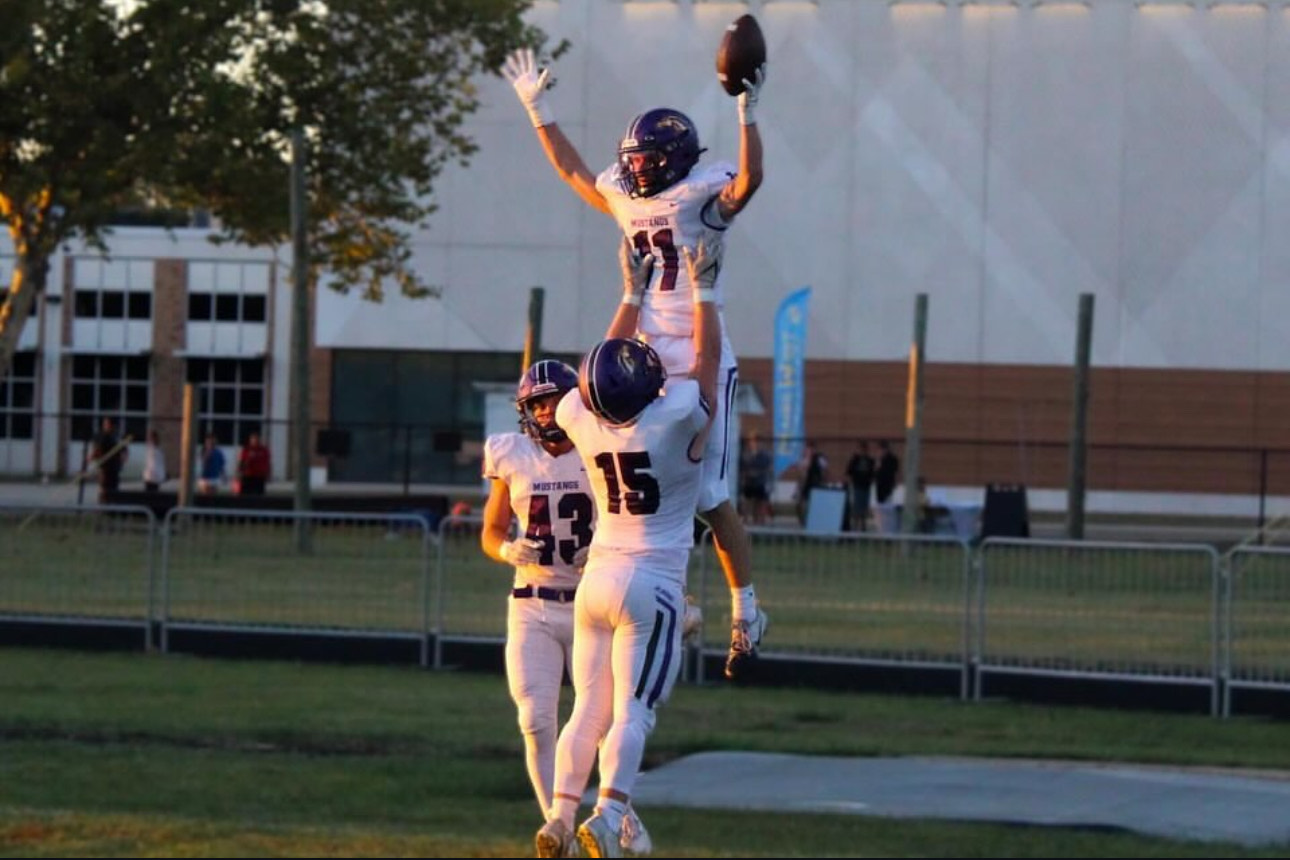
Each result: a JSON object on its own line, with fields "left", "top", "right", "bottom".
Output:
{"left": 715, "top": 14, "right": 766, "bottom": 97}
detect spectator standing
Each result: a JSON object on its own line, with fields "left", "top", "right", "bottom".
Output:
{"left": 875, "top": 440, "right": 900, "bottom": 505}
{"left": 795, "top": 440, "right": 828, "bottom": 526}
{"left": 237, "top": 431, "right": 271, "bottom": 496}
{"left": 91, "top": 417, "right": 128, "bottom": 504}
{"left": 198, "top": 433, "right": 226, "bottom": 495}
{"left": 142, "top": 429, "right": 167, "bottom": 492}
{"left": 738, "top": 434, "right": 773, "bottom": 525}
{"left": 845, "top": 440, "right": 875, "bottom": 531}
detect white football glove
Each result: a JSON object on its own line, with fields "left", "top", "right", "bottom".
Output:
{"left": 619, "top": 238, "right": 654, "bottom": 306}
{"left": 500, "top": 537, "right": 544, "bottom": 566}
{"left": 681, "top": 231, "right": 723, "bottom": 304}
{"left": 682, "top": 595, "right": 703, "bottom": 643}
{"left": 737, "top": 63, "right": 766, "bottom": 127}
{"left": 502, "top": 48, "right": 555, "bottom": 128}
{"left": 572, "top": 544, "right": 590, "bottom": 573}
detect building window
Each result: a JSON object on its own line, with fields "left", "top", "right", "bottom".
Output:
{"left": 72, "top": 260, "right": 154, "bottom": 322}
{"left": 69, "top": 354, "right": 151, "bottom": 441}
{"left": 186, "top": 262, "right": 270, "bottom": 323}
{"left": 328, "top": 349, "right": 566, "bottom": 484}
{"left": 187, "top": 291, "right": 266, "bottom": 323}
{"left": 73, "top": 289, "right": 151, "bottom": 319}
{"left": 0, "top": 351, "right": 37, "bottom": 440}
{"left": 187, "top": 357, "right": 266, "bottom": 445}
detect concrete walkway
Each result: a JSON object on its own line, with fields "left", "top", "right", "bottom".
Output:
{"left": 630, "top": 752, "right": 1290, "bottom": 846}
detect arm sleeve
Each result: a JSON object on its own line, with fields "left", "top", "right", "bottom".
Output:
{"left": 555, "top": 389, "right": 583, "bottom": 444}
{"left": 482, "top": 436, "right": 507, "bottom": 482}
{"left": 677, "top": 380, "right": 709, "bottom": 434}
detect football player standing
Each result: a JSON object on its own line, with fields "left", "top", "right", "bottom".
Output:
{"left": 481, "top": 360, "right": 654, "bottom": 856}
{"left": 535, "top": 233, "right": 724, "bottom": 858}
{"left": 504, "top": 46, "right": 769, "bottom": 683}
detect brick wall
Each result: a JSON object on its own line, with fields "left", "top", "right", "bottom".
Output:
{"left": 738, "top": 358, "right": 1290, "bottom": 497}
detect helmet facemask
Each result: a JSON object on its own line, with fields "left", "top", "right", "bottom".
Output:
{"left": 619, "top": 146, "right": 672, "bottom": 198}
{"left": 517, "top": 393, "right": 567, "bottom": 443}
{"left": 617, "top": 109, "right": 705, "bottom": 199}
{"left": 515, "top": 360, "right": 579, "bottom": 443}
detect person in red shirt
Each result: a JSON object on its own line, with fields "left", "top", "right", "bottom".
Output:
{"left": 236, "top": 431, "right": 271, "bottom": 496}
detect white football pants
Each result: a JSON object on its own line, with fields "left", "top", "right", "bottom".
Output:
{"left": 506, "top": 593, "right": 575, "bottom": 814}
{"left": 553, "top": 561, "right": 685, "bottom": 806}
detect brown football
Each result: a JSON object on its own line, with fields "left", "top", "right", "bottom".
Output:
{"left": 715, "top": 14, "right": 766, "bottom": 97}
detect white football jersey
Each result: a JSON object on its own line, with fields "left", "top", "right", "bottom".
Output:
{"left": 482, "top": 433, "right": 594, "bottom": 590}
{"left": 555, "top": 380, "right": 710, "bottom": 581}
{"left": 596, "top": 161, "right": 736, "bottom": 343}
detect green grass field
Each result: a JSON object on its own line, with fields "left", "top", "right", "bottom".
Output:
{"left": 1, "top": 647, "right": 1289, "bottom": 857}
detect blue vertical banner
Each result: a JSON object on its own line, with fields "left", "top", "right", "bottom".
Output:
{"left": 772, "top": 286, "right": 811, "bottom": 478}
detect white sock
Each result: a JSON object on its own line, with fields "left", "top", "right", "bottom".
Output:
{"left": 732, "top": 585, "right": 757, "bottom": 623}
{"left": 550, "top": 796, "right": 579, "bottom": 830}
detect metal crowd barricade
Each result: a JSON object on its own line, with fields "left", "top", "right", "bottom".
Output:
{"left": 5, "top": 499, "right": 1280, "bottom": 720}
{"left": 160, "top": 507, "right": 433, "bottom": 664}
{"left": 695, "top": 526, "right": 975, "bottom": 695}
{"left": 976, "top": 538, "right": 1222, "bottom": 714}
{"left": 0, "top": 502, "right": 158, "bottom": 650}
{"left": 1223, "top": 546, "right": 1290, "bottom": 717}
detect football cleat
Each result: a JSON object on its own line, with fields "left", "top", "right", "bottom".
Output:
{"left": 577, "top": 813, "right": 623, "bottom": 858}
{"left": 536, "top": 817, "right": 577, "bottom": 858}
{"left": 621, "top": 807, "right": 652, "bottom": 855}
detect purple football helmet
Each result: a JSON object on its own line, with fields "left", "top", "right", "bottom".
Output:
{"left": 516, "top": 359, "right": 579, "bottom": 443}
{"left": 617, "top": 108, "right": 706, "bottom": 198}
{"left": 578, "top": 338, "right": 666, "bottom": 426}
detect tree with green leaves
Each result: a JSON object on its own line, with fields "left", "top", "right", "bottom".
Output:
{"left": 0, "top": 0, "right": 559, "bottom": 382}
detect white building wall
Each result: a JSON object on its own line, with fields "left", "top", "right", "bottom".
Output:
{"left": 316, "top": 0, "right": 1290, "bottom": 374}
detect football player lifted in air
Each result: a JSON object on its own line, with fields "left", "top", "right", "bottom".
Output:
{"left": 503, "top": 45, "right": 769, "bottom": 683}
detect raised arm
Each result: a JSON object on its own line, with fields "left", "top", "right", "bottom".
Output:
{"left": 683, "top": 231, "right": 724, "bottom": 411}
{"left": 716, "top": 65, "right": 766, "bottom": 222}
{"left": 682, "top": 231, "right": 724, "bottom": 459}
{"left": 605, "top": 238, "right": 652, "bottom": 340}
{"left": 504, "top": 49, "right": 612, "bottom": 216}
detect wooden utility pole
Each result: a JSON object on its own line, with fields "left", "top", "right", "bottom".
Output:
{"left": 179, "top": 384, "right": 197, "bottom": 507}
{"left": 290, "top": 128, "right": 312, "bottom": 550}
{"left": 522, "top": 287, "right": 545, "bottom": 372}
{"left": 1067, "top": 293, "right": 1095, "bottom": 540}
{"left": 901, "top": 294, "right": 928, "bottom": 535}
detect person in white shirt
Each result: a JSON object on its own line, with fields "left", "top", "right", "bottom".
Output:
{"left": 480, "top": 359, "right": 651, "bottom": 857}
{"left": 534, "top": 233, "right": 722, "bottom": 859}
{"left": 142, "top": 429, "right": 166, "bottom": 492}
